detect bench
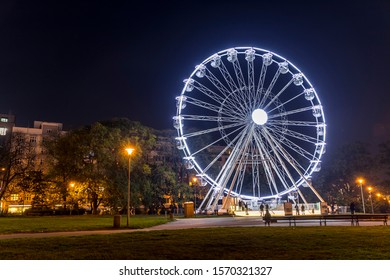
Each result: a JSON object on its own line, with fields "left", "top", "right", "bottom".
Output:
{"left": 263, "top": 214, "right": 388, "bottom": 226}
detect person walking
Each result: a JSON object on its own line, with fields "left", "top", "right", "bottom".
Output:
{"left": 301, "top": 204, "right": 305, "bottom": 215}
{"left": 295, "top": 204, "right": 300, "bottom": 215}
{"left": 350, "top": 202, "right": 356, "bottom": 215}
{"left": 259, "top": 203, "right": 264, "bottom": 217}
{"left": 264, "top": 209, "right": 272, "bottom": 226}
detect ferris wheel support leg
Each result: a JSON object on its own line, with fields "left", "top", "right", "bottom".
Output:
{"left": 197, "top": 185, "right": 214, "bottom": 213}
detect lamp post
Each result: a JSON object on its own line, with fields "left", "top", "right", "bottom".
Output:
{"left": 192, "top": 177, "right": 197, "bottom": 216}
{"left": 357, "top": 178, "right": 365, "bottom": 214}
{"left": 125, "top": 148, "right": 135, "bottom": 227}
{"left": 367, "top": 186, "right": 374, "bottom": 214}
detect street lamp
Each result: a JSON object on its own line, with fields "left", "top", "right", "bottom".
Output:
{"left": 357, "top": 178, "right": 365, "bottom": 214}
{"left": 125, "top": 147, "right": 135, "bottom": 227}
{"left": 192, "top": 177, "right": 197, "bottom": 216}
{"left": 367, "top": 186, "right": 374, "bottom": 214}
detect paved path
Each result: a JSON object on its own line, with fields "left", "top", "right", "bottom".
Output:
{"left": 0, "top": 216, "right": 385, "bottom": 240}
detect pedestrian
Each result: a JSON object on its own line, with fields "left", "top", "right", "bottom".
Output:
{"left": 264, "top": 209, "right": 272, "bottom": 226}
{"left": 245, "top": 203, "right": 249, "bottom": 215}
{"left": 295, "top": 204, "right": 300, "bottom": 215}
{"left": 350, "top": 202, "right": 355, "bottom": 215}
{"left": 331, "top": 203, "right": 335, "bottom": 214}
{"left": 259, "top": 203, "right": 264, "bottom": 217}
{"left": 301, "top": 204, "right": 305, "bottom": 215}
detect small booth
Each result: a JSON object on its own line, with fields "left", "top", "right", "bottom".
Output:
{"left": 284, "top": 202, "right": 293, "bottom": 216}
{"left": 184, "top": 202, "right": 194, "bottom": 218}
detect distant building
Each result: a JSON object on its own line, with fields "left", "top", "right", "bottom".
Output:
{"left": 1, "top": 120, "right": 65, "bottom": 214}
{"left": 0, "top": 113, "right": 15, "bottom": 147}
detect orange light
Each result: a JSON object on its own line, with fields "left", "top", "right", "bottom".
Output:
{"left": 125, "top": 148, "right": 135, "bottom": 156}
{"left": 192, "top": 177, "right": 198, "bottom": 183}
{"left": 367, "top": 186, "right": 373, "bottom": 192}
{"left": 69, "top": 182, "right": 75, "bottom": 188}
{"left": 356, "top": 178, "right": 364, "bottom": 184}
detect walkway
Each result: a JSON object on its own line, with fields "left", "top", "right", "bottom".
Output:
{"left": 0, "top": 215, "right": 384, "bottom": 240}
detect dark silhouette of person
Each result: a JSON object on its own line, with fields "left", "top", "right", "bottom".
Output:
{"left": 295, "top": 204, "right": 300, "bottom": 215}
{"left": 301, "top": 204, "right": 305, "bottom": 215}
{"left": 350, "top": 202, "right": 355, "bottom": 215}
{"left": 259, "top": 203, "right": 264, "bottom": 216}
{"left": 264, "top": 209, "right": 272, "bottom": 226}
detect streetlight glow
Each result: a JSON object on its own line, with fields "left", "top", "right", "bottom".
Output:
{"left": 125, "top": 148, "right": 135, "bottom": 156}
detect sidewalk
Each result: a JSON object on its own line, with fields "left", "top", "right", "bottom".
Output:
{"left": 0, "top": 215, "right": 381, "bottom": 240}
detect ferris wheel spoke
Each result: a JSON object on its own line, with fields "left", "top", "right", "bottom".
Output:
{"left": 255, "top": 61, "right": 268, "bottom": 100}
{"left": 264, "top": 128, "right": 310, "bottom": 177}
{"left": 253, "top": 133, "right": 278, "bottom": 194}
{"left": 202, "top": 125, "right": 249, "bottom": 174}
{"left": 247, "top": 56, "right": 255, "bottom": 110}
{"left": 182, "top": 122, "right": 246, "bottom": 139}
{"left": 265, "top": 129, "right": 315, "bottom": 185}
{"left": 224, "top": 138, "right": 252, "bottom": 202}
{"left": 268, "top": 106, "right": 314, "bottom": 119}
{"left": 268, "top": 124, "right": 318, "bottom": 144}
{"left": 267, "top": 91, "right": 305, "bottom": 114}
{"left": 204, "top": 67, "right": 231, "bottom": 98}
{"left": 192, "top": 80, "right": 228, "bottom": 106}
{"left": 267, "top": 129, "right": 314, "bottom": 160}
{"left": 232, "top": 58, "right": 248, "bottom": 94}
{"left": 185, "top": 96, "right": 227, "bottom": 115}
{"left": 253, "top": 132, "right": 289, "bottom": 194}
{"left": 263, "top": 79, "right": 293, "bottom": 110}
{"left": 181, "top": 114, "right": 242, "bottom": 123}
{"left": 191, "top": 124, "right": 246, "bottom": 157}
{"left": 258, "top": 69, "right": 281, "bottom": 107}
{"left": 262, "top": 127, "right": 300, "bottom": 190}
{"left": 214, "top": 125, "right": 253, "bottom": 185}
{"left": 211, "top": 126, "right": 254, "bottom": 209}
{"left": 218, "top": 60, "right": 248, "bottom": 107}
{"left": 204, "top": 68, "right": 246, "bottom": 113}
{"left": 267, "top": 120, "right": 321, "bottom": 127}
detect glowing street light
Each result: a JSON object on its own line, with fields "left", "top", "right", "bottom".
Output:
{"left": 367, "top": 186, "right": 374, "bottom": 214}
{"left": 356, "top": 178, "right": 365, "bottom": 214}
{"left": 125, "top": 147, "right": 135, "bottom": 227}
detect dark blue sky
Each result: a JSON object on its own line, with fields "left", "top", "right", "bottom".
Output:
{"left": 0, "top": 0, "right": 389, "bottom": 155}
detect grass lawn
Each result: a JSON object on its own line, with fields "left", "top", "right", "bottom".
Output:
{"left": 1, "top": 226, "right": 389, "bottom": 260}
{"left": 0, "top": 215, "right": 170, "bottom": 233}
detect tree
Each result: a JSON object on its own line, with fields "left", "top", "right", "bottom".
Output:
{"left": 0, "top": 132, "right": 37, "bottom": 202}
{"left": 314, "top": 141, "right": 376, "bottom": 207}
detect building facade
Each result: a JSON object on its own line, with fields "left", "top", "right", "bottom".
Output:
{"left": 0, "top": 120, "right": 65, "bottom": 214}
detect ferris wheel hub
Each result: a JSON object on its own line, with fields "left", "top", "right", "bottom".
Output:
{"left": 251, "top": 109, "right": 268, "bottom": 125}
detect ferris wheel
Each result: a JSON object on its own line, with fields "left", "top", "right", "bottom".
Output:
{"left": 174, "top": 47, "right": 326, "bottom": 213}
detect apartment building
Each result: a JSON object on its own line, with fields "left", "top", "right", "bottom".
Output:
{"left": 1, "top": 120, "right": 65, "bottom": 214}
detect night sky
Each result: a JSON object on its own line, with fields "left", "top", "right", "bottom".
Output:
{"left": 0, "top": 0, "right": 389, "bottom": 156}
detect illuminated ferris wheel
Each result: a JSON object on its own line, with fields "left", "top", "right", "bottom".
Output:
{"left": 174, "top": 47, "right": 326, "bottom": 213}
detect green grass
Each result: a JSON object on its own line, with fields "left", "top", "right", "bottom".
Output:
{"left": 0, "top": 215, "right": 170, "bottom": 233}
{"left": 1, "top": 226, "right": 389, "bottom": 260}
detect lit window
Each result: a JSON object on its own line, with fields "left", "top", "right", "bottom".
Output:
{"left": 11, "top": 194, "right": 19, "bottom": 201}
{"left": 25, "top": 194, "right": 32, "bottom": 201}
{"left": 0, "top": 127, "right": 7, "bottom": 136}
{"left": 1, "top": 117, "right": 8, "bottom": 122}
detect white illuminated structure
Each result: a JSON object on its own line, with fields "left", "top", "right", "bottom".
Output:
{"left": 174, "top": 47, "right": 326, "bottom": 213}
{"left": 251, "top": 109, "right": 268, "bottom": 125}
